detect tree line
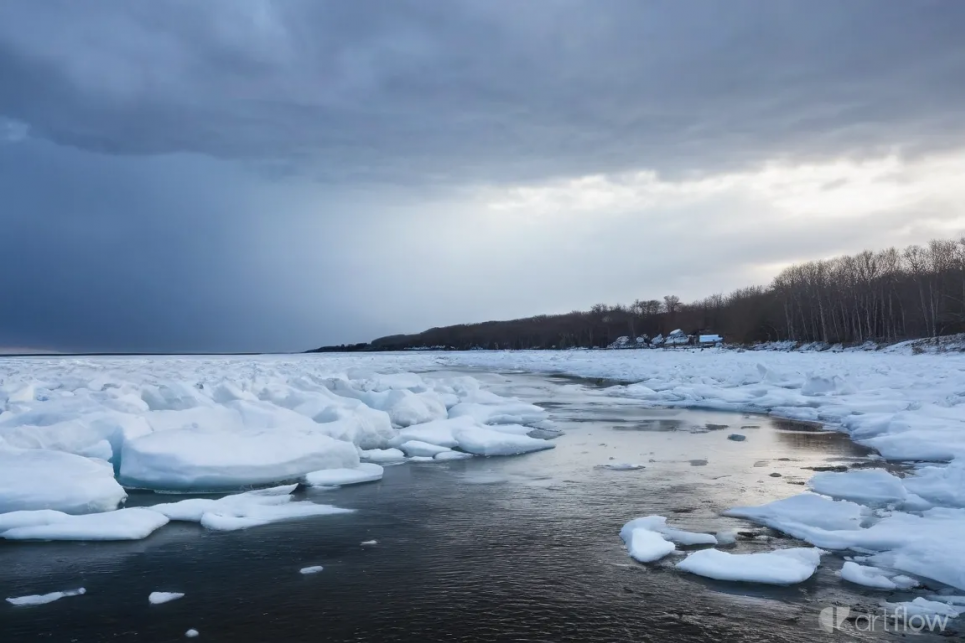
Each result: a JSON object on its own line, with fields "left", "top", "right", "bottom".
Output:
{"left": 310, "top": 235, "right": 965, "bottom": 352}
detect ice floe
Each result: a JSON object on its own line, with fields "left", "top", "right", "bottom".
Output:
{"left": 0, "top": 356, "right": 558, "bottom": 535}
{"left": 119, "top": 428, "right": 360, "bottom": 492}
{"left": 304, "top": 463, "right": 384, "bottom": 487}
{"left": 0, "top": 448, "right": 126, "bottom": 514}
{"left": 6, "top": 588, "right": 86, "bottom": 606}
{"left": 149, "top": 591, "right": 184, "bottom": 605}
{"left": 299, "top": 566, "right": 324, "bottom": 575}
{"left": 0, "top": 508, "right": 169, "bottom": 541}
{"left": 185, "top": 629, "right": 199, "bottom": 638}
{"left": 838, "top": 562, "right": 918, "bottom": 590}
{"left": 149, "top": 485, "right": 352, "bottom": 532}
{"left": 676, "top": 547, "right": 825, "bottom": 585}
{"left": 620, "top": 516, "right": 718, "bottom": 563}
{"left": 807, "top": 469, "right": 907, "bottom": 507}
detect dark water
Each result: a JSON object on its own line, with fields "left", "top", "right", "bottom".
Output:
{"left": 0, "top": 373, "right": 949, "bottom": 642}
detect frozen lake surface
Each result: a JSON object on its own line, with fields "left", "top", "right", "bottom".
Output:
{"left": 2, "top": 369, "right": 950, "bottom": 642}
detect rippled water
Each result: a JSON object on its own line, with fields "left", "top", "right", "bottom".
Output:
{"left": 0, "top": 372, "right": 947, "bottom": 642}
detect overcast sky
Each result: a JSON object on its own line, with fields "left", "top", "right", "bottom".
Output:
{"left": 2, "top": 1, "right": 965, "bottom": 353}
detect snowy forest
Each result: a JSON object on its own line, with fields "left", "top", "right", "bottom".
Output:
{"left": 314, "top": 235, "right": 965, "bottom": 351}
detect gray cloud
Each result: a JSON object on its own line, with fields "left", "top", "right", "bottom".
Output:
{"left": 1, "top": 1, "right": 964, "bottom": 352}
{"left": 2, "top": 1, "right": 964, "bottom": 182}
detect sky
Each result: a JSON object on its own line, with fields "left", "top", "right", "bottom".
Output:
{"left": 2, "top": 0, "right": 965, "bottom": 353}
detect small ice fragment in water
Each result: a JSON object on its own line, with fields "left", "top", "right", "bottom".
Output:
{"left": 361, "top": 539, "right": 378, "bottom": 546}
{"left": 715, "top": 530, "right": 737, "bottom": 546}
{"left": 300, "top": 566, "right": 324, "bottom": 575}
{"left": 6, "top": 588, "right": 86, "bottom": 606}
{"left": 186, "top": 629, "right": 199, "bottom": 638}
{"left": 727, "top": 434, "right": 746, "bottom": 442}
{"left": 149, "top": 591, "right": 184, "bottom": 605}
{"left": 600, "top": 463, "right": 645, "bottom": 471}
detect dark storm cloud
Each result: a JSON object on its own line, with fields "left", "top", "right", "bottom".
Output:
{"left": 1, "top": 1, "right": 965, "bottom": 353}
{"left": 2, "top": 0, "right": 964, "bottom": 182}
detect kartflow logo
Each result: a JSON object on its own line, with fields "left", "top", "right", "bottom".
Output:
{"left": 819, "top": 606, "right": 850, "bottom": 633}
{"left": 818, "top": 605, "right": 951, "bottom": 634}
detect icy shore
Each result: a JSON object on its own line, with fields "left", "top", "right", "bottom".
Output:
{"left": 0, "top": 356, "right": 556, "bottom": 541}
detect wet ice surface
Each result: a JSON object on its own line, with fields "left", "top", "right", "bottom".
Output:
{"left": 0, "top": 371, "right": 951, "bottom": 642}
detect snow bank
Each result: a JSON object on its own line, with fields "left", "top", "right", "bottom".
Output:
{"left": 0, "top": 448, "right": 126, "bottom": 514}
{"left": 676, "top": 548, "right": 825, "bottom": 585}
{"left": 0, "top": 508, "right": 168, "bottom": 541}
{"left": 149, "top": 591, "right": 184, "bottom": 605}
{"left": 6, "top": 588, "right": 85, "bottom": 606}
{"left": 304, "top": 463, "right": 383, "bottom": 487}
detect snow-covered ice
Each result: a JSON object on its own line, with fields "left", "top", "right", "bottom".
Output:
{"left": 299, "top": 566, "right": 324, "bottom": 575}
{"left": 359, "top": 448, "right": 406, "bottom": 463}
{"left": 149, "top": 485, "right": 352, "bottom": 532}
{"left": 0, "top": 448, "right": 126, "bottom": 514}
{"left": 883, "top": 597, "right": 962, "bottom": 619}
{"left": 0, "top": 355, "right": 557, "bottom": 540}
{"left": 303, "top": 463, "right": 384, "bottom": 487}
{"left": 6, "top": 588, "right": 86, "bottom": 606}
{"left": 452, "top": 425, "right": 555, "bottom": 456}
{"left": 838, "top": 562, "right": 918, "bottom": 590}
{"left": 676, "top": 548, "right": 825, "bottom": 585}
{"left": 624, "top": 527, "right": 676, "bottom": 563}
{"left": 620, "top": 515, "right": 718, "bottom": 563}
{"left": 149, "top": 591, "right": 184, "bottom": 605}
{"left": 807, "top": 470, "right": 907, "bottom": 507}
{"left": 398, "top": 440, "right": 451, "bottom": 457}
{"left": 185, "top": 629, "right": 199, "bottom": 638}
{"left": 0, "top": 508, "right": 169, "bottom": 541}
{"left": 119, "top": 428, "right": 361, "bottom": 492}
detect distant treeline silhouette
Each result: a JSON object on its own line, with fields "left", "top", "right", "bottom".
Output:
{"left": 310, "top": 236, "right": 965, "bottom": 352}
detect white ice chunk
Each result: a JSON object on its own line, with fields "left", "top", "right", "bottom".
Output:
{"left": 150, "top": 485, "right": 351, "bottom": 531}
{"left": 398, "top": 440, "right": 451, "bottom": 457}
{"left": 839, "top": 561, "right": 902, "bottom": 590}
{"left": 624, "top": 528, "right": 676, "bottom": 563}
{"left": 448, "top": 401, "right": 548, "bottom": 426}
{"left": 452, "top": 426, "right": 555, "bottom": 457}
{"left": 0, "top": 448, "right": 126, "bottom": 514}
{"left": 396, "top": 416, "right": 477, "bottom": 448}
{"left": 149, "top": 591, "right": 184, "bottom": 605}
{"left": 361, "top": 539, "right": 377, "bottom": 546}
{"left": 882, "top": 597, "right": 962, "bottom": 619}
{"left": 7, "top": 588, "right": 86, "bottom": 606}
{"left": 0, "top": 508, "right": 168, "bottom": 541}
{"left": 600, "top": 463, "right": 645, "bottom": 471}
{"left": 304, "top": 463, "right": 384, "bottom": 487}
{"left": 359, "top": 448, "right": 406, "bottom": 463}
{"left": 621, "top": 516, "right": 718, "bottom": 546}
{"left": 725, "top": 494, "right": 867, "bottom": 548}
{"left": 903, "top": 463, "right": 965, "bottom": 508}
{"left": 299, "top": 566, "right": 324, "bottom": 575}
{"left": 186, "top": 629, "right": 199, "bottom": 638}
{"left": 808, "top": 469, "right": 907, "bottom": 506}
{"left": 434, "top": 450, "right": 473, "bottom": 461}
{"left": 119, "top": 428, "right": 359, "bottom": 491}
{"left": 676, "top": 547, "right": 825, "bottom": 585}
